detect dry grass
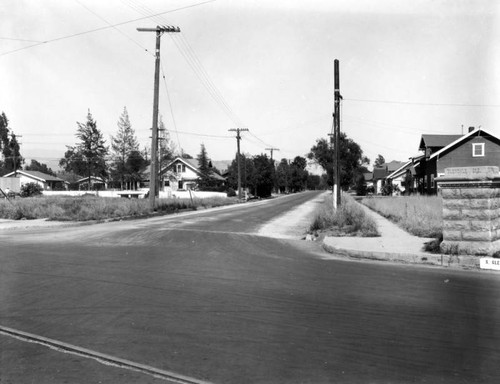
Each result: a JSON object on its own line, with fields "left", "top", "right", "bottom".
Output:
{"left": 310, "top": 193, "right": 379, "bottom": 237}
{"left": 0, "top": 195, "right": 237, "bottom": 221}
{"left": 361, "top": 195, "right": 442, "bottom": 238}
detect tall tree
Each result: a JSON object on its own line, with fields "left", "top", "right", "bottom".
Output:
{"left": 289, "top": 156, "right": 309, "bottom": 192}
{"left": 251, "top": 154, "right": 275, "bottom": 198}
{"left": 196, "top": 143, "right": 212, "bottom": 190}
{"left": 110, "top": 107, "right": 139, "bottom": 189}
{"left": 0, "top": 112, "right": 24, "bottom": 175}
{"left": 374, "top": 154, "right": 386, "bottom": 168}
{"left": 308, "top": 132, "right": 370, "bottom": 191}
{"left": 276, "top": 158, "right": 290, "bottom": 193}
{"left": 59, "top": 110, "right": 108, "bottom": 190}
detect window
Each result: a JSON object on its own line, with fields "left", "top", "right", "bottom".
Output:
{"left": 430, "top": 174, "right": 435, "bottom": 188}
{"left": 176, "top": 164, "right": 186, "bottom": 173}
{"left": 472, "top": 143, "right": 485, "bottom": 157}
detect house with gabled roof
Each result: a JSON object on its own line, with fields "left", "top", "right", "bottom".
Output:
{"left": 1, "top": 170, "right": 67, "bottom": 191}
{"left": 160, "top": 157, "right": 226, "bottom": 191}
{"left": 412, "top": 127, "right": 500, "bottom": 194}
{"left": 372, "top": 160, "right": 406, "bottom": 194}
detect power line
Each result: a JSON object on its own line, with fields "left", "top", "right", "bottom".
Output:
{"left": 0, "top": 0, "right": 216, "bottom": 57}
{"left": 160, "top": 62, "right": 182, "bottom": 151}
{"left": 121, "top": 0, "right": 245, "bottom": 127}
{"left": 73, "top": 0, "right": 153, "bottom": 56}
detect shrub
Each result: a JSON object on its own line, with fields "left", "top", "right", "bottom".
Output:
{"left": 309, "top": 193, "right": 379, "bottom": 237}
{"left": 226, "top": 187, "right": 236, "bottom": 197}
{"left": 20, "top": 182, "right": 43, "bottom": 197}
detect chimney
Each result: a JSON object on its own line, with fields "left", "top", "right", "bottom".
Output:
{"left": 468, "top": 126, "right": 475, "bottom": 133}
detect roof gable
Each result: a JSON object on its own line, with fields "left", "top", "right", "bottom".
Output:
{"left": 429, "top": 128, "right": 500, "bottom": 160}
{"left": 419, "top": 134, "right": 462, "bottom": 151}
{"left": 2, "top": 170, "right": 63, "bottom": 182}
{"left": 164, "top": 157, "right": 226, "bottom": 181}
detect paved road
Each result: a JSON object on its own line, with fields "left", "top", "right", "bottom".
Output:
{"left": 1, "top": 191, "right": 500, "bottom": 383}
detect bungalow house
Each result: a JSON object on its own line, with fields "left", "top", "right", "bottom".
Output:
{"left": 385, "top": 159, "right": 418, "bottom": 195}
{"left": 76, "top": 176, "right": 107, "bottom": 190}
{"left": 1, "top": 170, "right": 67, "bottom": 192}
{"left": 411, "top": 127, "right": 500, "bottom": 194}
{"left": 372, "top": 160, "right": 406, "bottom": 194}
{"left": 160, "top": 157, "right": 226, "bottom": 191}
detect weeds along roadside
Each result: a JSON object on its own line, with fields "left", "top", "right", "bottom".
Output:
{"left": 0, "top": 195, "right": 238, "bottom": 221}
{"left": 309, "top": 193, "right": 379, "bottom": 237}
{"left": 361, "top": 195, "right": 443, "bottom": 239}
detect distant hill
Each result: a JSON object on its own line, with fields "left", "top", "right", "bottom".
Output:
{"left": 211, "top": 160, "right": 232, "bottom": 173}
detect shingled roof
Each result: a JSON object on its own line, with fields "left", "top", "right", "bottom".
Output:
{"left": 418, "top": 134, "right": 462, "bottom": 151}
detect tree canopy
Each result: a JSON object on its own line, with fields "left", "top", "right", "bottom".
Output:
{"left": 374, "top": 154, "right": 386, "bottom": 168}
{"left": 110, "top": 107, "right": 142, "bottom": 189}
{"left": 308, "top": 132, "right": 370, "bottom": 190}
{"left": 0, "top": 112, "right": 24, "bottom": 175}
{"left": 196, "top": 143, "right": 213, "bottom": 190}
{"left": 59, "top": 110, "right": 108, "bottom": 189}
{"left": 25, "top": 159, "right": 56, "bottom": 176}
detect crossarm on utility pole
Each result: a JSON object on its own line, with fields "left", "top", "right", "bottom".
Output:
{"left": 137, "top": 25, "right": 180, "bottom": 211}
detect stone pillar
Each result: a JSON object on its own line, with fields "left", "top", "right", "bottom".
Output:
{"left": 436, "top": 166, "right": 500, "bottom": 256}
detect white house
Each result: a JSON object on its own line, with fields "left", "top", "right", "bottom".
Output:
{"left": 1, "top": 170, "right": 67, "bottom": 192}
{"left": 161, "top": 157, "right": 226, "bottom": 191}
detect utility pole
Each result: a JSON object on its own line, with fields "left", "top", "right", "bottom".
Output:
{"left": 137, "top": 25, "right": 180, "bottom": 211}
{"left": 228, "top": 128, "right": 249, "bottom": 199}
{"left": 328, "top": 123, "right": 335, "bottom": 207}
{"left": 265, "top": 147, "right": 279, "bottom": 161}
{"left": 333, "top": 59, "right": 341, "bottom": 207}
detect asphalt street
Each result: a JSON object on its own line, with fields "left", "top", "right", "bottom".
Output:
{"left": 1, "top": 191, "right": 500, "bottom": 383}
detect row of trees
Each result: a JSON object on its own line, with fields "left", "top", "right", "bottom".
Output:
{"left": 223, "top": 154, "right": 325, "bottom": 198}
{"left": 59, "top": 108, "right": 177, "bottom": 190}
{"left": 2, "top": 108, "right": 372, "bottom": 196}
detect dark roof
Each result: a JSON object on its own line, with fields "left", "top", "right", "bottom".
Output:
{"left": 363, "top": 172, "right": 373, "bottom": 182}
{"left": 419, "top": 134, "right": 462, "bottom": 151}
{"left": 23, "top": 170, "right": 64, "bottom": 181}
{"left": 372, "top": 167, "right": 388, "bottom": 180}
{"left": 384, "top": 161, "right": 406, "bottom": 172}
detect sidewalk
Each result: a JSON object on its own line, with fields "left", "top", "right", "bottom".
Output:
{"left": 322, "top": 202, "right": 480, "bottom": 270}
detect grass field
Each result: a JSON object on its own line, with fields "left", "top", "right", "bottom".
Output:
{"left": 310, "top": 193, "right": 379, "bottom": 237}
{"left": 0, "top": 195, "right": 237, "bottom": 221}
{"left": 361, "top": 195, "right": 442, "bottom": 238}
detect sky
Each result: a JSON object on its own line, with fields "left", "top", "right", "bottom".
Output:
{"left": 1, "top": 0, "right": 499, "bottom": 173}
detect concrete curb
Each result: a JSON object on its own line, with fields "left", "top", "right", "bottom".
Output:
{"left": 322, "top": 238, "right": 481, "bottom": 270}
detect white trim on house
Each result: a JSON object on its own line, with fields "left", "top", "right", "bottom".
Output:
{"left": 472, "top": 142, "right": 485, "bottom": 157}
{"left": 429, "top": 127, "right": 494, "bottom": 160}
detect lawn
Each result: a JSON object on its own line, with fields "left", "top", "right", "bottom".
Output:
{"left": 361, "top": 195, "right": 443, "bottom": 238}
{"left": 0, "top": 195, "right": 237, "bottom": 221}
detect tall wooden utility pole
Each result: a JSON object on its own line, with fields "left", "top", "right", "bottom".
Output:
{"left": 137, "top": 25, "right": 180, "bottom": 211}
{"left": 333, "top": 59, "right": 341, "bottom": 207}
{"left": 265, "top": 147, "right": 279, "bottom": 161}
{"left": 228, "top": 128, "right": 249, "bottom": 199}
